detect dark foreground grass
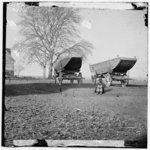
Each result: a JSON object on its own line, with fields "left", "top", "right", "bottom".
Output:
{"left": 4, "top": 98, "right": 146, "bottom": 147}
{"left": 4, "top": 80, "right": 147, "bottom": 147}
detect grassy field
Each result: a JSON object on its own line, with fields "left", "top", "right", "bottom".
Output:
{"left": 4, "top": 79, "right": 147, "bottom": 147}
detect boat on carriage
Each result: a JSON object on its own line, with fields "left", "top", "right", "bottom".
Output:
{"left": 54, "top": 57, "right": 83, "bottom": 85}
{"left": 89, "top": 57, "right": 137, "bottom": 87}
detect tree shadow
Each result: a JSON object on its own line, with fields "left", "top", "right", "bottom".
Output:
{"left": 127, "top": 84, "right": 147, "bottom": 87}
{"left": 4, "top": 81, "right": 146, "bottom": 97}
{"left": 5, "top": 83, "right": 60, "bottom": 97}
{"left": 5, "top": 82, "right": 96, "bottom": 97}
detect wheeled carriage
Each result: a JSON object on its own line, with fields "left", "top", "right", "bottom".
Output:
{"left": 89, "top": 57, "right": 137, "bottom": 87}
{"left": 54, "top": 57, "right": 83, "bottom": 86}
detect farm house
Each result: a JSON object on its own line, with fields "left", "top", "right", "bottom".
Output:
{"left": 5, "top": 48, "right": 15, "bottom": 78}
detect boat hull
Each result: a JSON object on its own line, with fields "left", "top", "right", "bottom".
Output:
{"left": 90, "top": 57, "right": 137, "bottom": 75}
{"left": 54, "top": 57, "right": 82, "bottom": 73}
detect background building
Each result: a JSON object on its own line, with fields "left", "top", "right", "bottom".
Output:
{"left": 5, "top": 48, "right": 15, "bottom": 78}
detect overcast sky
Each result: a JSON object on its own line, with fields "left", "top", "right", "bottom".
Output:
{"left": 6, "top": 2, "right": 148, "bottom": 79}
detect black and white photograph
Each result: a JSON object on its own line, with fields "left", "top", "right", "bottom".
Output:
{"left": 2, "top": 1, "right": 148, "bottom": 148}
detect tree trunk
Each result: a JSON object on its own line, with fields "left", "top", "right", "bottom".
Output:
{"left": 43, "top": 66, "right": 46, "bottom": 79}
{"left": 48, "top": 61, "right": 53, "bottom": 79}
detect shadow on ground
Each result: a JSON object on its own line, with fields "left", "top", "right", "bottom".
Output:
{"left": 5, "top": 83, "right": 96, "bottom": 97}
{"left": 127, "top": 84, "right": 147, "bottom": 87}
{"left": 4, "top": 82, "right": 146, "bottom": 97}
{"left": 111, "top": 83, "right": 147, "bottom": 88}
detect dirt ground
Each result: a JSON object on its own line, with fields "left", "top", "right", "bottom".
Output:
{"left": 4, "top": 79, "right": 147, "bottom": 147}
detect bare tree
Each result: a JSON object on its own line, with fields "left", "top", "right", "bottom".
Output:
{"left": 13, "top": 6, "right": 93, "bottom": 78}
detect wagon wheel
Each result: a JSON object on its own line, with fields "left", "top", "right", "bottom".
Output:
{"left": 91, "top": 75, "right": 93, "bottom": 82}
{"left": 93, "top": 74, "right": 97, "bottom": 85}
{"left": 121, "top": 80, "right": 126, "bottom": 87}
{"left": 57, "top": 72, "right": 63, "bottom": 91}
{"left": 54, "top": 76, "right": 57, "bottom": 84}
{"left": 77, "top": 78, "right": 82, "bottom": 85}
{"left": 126, "top": 79, "right": 129, "bottom": 85}
{"left": 125, "top": 75, "right": 129, "bottom": 85}
{"left": 53, "top": 71, "right": 57, "bottom": 84}
{"left": 58, "top": 77, "right": 63, "bottom": 86}
{"left": 91, "top": 75, "right": 95, "bottom": 84}
{"left": 124, "top": 79, "right": 129, "bottom": 86}
{"left": 77, "top": 79, "right": 80, "bottom": 85}
{"left": 105, "top": 73, "right": 112, "bottom": 87}
{"left": 121, "top": 79, "right": 128, "bottom": 87}
{"left": 70, "top": 79, "right": 74, "bottom": 84}
{"left": 121, "top": 75, "right": 129, "bottom": 87}
{"left": 78, "top": 73, "right": 82, "bottom": 85}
